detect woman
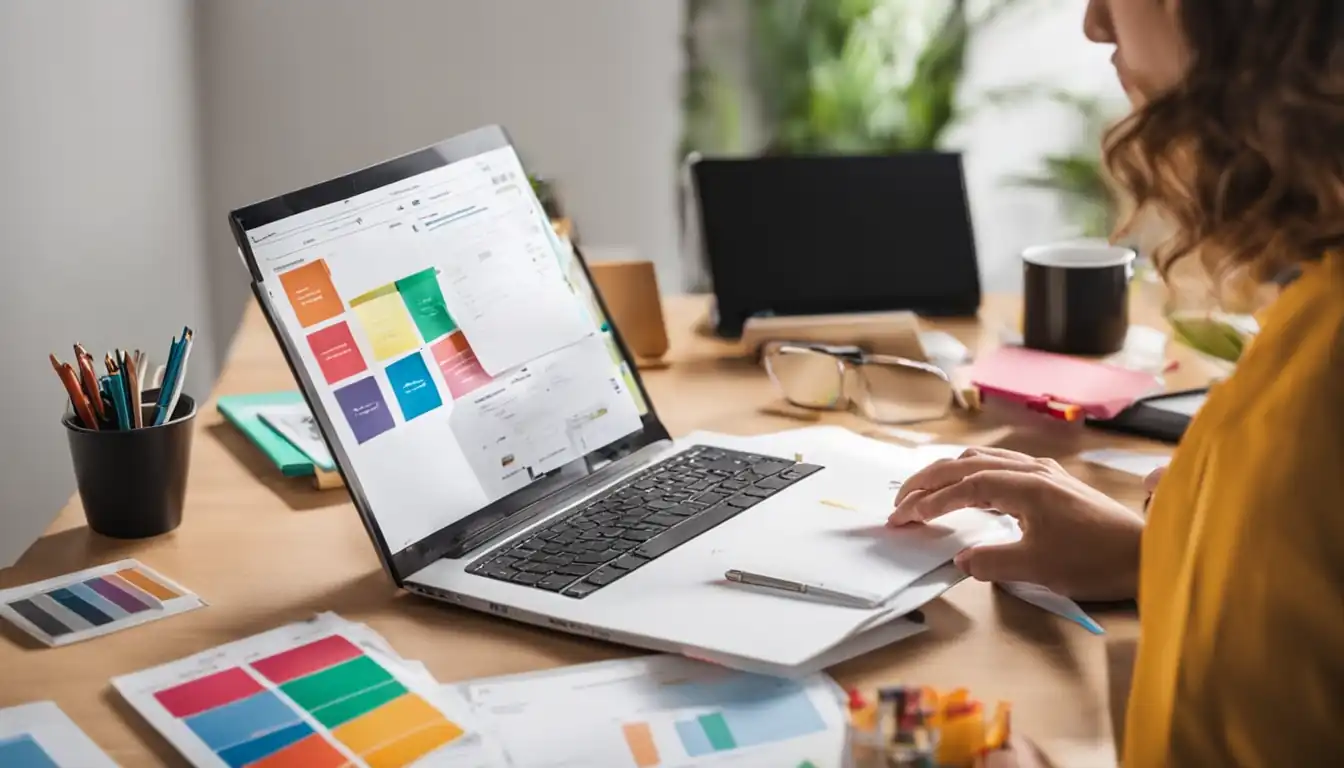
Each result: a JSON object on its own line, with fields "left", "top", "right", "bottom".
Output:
{"left": 891, "top": 0, "right": 1344, "bottom": 764}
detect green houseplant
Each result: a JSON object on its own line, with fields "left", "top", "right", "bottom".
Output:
{"left": 680, "top": 0, "right": 1031, "bottom": 287}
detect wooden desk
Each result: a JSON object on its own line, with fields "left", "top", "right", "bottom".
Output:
{"left": 1, "top": 293, "right": 1217, "bottom": 767}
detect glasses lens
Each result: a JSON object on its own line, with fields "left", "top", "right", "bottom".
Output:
{"left": 854, "top": 362, "right": 953, "bottom": 423}
{"left": 765, "top": 348, "right": 845, "bottom": 409}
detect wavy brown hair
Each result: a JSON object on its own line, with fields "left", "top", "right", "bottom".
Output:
{"left": 1104, "top": 0, "right": 1344, "bottom": 288}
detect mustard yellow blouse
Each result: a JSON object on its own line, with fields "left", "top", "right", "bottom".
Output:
{"left": 1124, "top": 253, "right": 1344, "bottom": 765}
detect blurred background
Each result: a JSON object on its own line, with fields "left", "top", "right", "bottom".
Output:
{"left": 0, "top": 0, "right": 1125, "bottom": 545}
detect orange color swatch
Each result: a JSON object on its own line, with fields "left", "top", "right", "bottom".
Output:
{"left": 115, "top": 568, "right": 181, "bottom": 601}
{"left": 622, "top": 722, "right": 661, "bottom": 767}
{"left": 364, "top": 721, "right": 465, "bottom": 768}
{"left": 280, "top": 260, "right": 344, "bottom": 328}
{"left": 247, "top": 734, "right": 349, "bottom": 768}
{"left": 332, "top": 693, "right": 443, "bottom": 755}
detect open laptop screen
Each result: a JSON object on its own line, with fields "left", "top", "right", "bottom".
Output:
{"left": 230, "top": 127, "right": 661, "bottom": 582}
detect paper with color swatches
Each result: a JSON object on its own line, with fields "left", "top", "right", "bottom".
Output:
{"left": 112, "top": 612, "right": 478, "bottom": 768}
{"left": 0, "top": 560, "right": 204, "bottom": 647}
{"left": 0, "top": 701, "right": 119, "bottom": 767}
{"left": 1000, "top": 582, "right": 1104, "bottom": 635}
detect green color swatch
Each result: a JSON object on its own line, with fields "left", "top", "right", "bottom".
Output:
{"left": 396, "top": 268, "right": 457, "bottom": 341}
{"left": 309, "top": 680, "right": 408, "bottom": 729}
{"left": 280, "top": 654, "right": 393, "bottom": 713}
{"left": 699, "top": 712, "right": 737, "bottom": 751}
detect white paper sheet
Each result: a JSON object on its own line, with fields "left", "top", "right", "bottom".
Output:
{"left": 0, "top": 559, "right": 205, "bottom": 647}
{"left": 0, "top": 701, "right": 119, "bottom": 767}
{"left": 676, "top": 429, "right": 1016, "bottom": 607}
{"left": 1079, "top": 449, "right": 1171, "bottom": 479}
{"left": 257, "top": 403, "right": 336, "bottom": 470}
{"left": 112, "top": 612, "right": 489, "bottom": 768}
{"left": 452, "top": 655, "right": 851, "bottom": 768}
{"left": 421, "top": 166, "right": 592, "bottom": 376}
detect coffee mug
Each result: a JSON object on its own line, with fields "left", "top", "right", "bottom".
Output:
{"left": 1022, "top": 241, "right": 1136, "bottom": 356}
{"left": 588, "top": 257, "right": 670, "bottom": 365}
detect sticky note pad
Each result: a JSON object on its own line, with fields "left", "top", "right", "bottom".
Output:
{"left": 0, "top": 560, "right": 205, "bottom": 647}
{"left": 385, "top": 352, "right": 442, "bottom": 422}
{"left": 279, "top": 260, "right": 344, "bottom": 329}
{"left": 430, "top": 332, "right": 492, "bottom": 400}
{"left": 350, "top": 284, "right": 421, "bottom": 362}
{"left": 395, "top": 268, "right": 457, "bottom": 342}
{"left": 306, "top": 321, "right": 368, "bottom": 385}
{"left": 333, "top": 376, "right": 395, "bottom": 444}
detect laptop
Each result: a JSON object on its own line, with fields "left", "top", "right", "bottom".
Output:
{"left": 688, "top": 153, "right": 982, "bottom": 338}
{"left": 229, "top": 126, "right": 963, "bottom": 672}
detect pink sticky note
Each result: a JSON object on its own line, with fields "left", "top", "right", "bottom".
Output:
{"left": 967, "top": 346, "right": 1160, "bottom": 420}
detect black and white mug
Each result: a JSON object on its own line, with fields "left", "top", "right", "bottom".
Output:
{"left": 1022, "top": 240, "right": 1137, "bottom": 356}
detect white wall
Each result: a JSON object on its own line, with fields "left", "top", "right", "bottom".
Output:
{"left": 0, "top": 0, "right": 212, "bottom": 565}
{"left": 954, "top": 0, "right": 1127, "bottom": 291}
{"left": 197, "top": 0, "right": 685, "bottom": 362}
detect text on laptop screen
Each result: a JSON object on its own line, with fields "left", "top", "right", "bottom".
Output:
{"left": 245, "top": 146, "right": 648, "bottom": 554}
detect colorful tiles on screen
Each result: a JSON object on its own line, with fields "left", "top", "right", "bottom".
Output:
{"left": 306, "top": 321, "right": 368, "bottom": 385}
{"left": 333, "top": 376, "right": 395, "bottom": 444}
{"left": 385, "top": 352, "right": 442, "bottom": 422}
{"left": 147, "top": 634, "right": 464, "bottom": 768}
{"left": 278, "top": 260, "right": 344, "bottom": 329}
{"left": 430, "top": 332, "right": 492, "bottom": 399}
{"left": 350, "top": 284, "right": 422, "bottom": 362}
{"left": 0, "top": 560, "right": 203, "bottom": 647}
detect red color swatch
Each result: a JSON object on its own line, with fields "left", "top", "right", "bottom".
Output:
{"left": 250, "top": 635, "right": 363, "bottom": 685}
{"left": 430, "top": 332, "right": 492, "bottom": 399}
{"left": 247, "top": 734, "right": 349, "bottom": 768}
{"left": 153, "top": 667, "right": 263, "bottom": 719}
{"left": 306, "top": 321, "right": 368, "bottom": 384}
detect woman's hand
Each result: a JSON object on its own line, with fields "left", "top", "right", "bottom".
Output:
{"left": 889, "top": 447, "right": 1145, "bottom": 601}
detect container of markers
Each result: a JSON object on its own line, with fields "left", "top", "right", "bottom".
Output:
{"left": 64, "top": 388, "right": 196, "bottom": 539}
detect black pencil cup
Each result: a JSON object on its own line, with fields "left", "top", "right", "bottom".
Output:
{"left": 64, "top": 388, "right": 196, "bottom": 539}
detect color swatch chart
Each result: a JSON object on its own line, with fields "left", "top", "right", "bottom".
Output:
{"left": 114, "top": 616, "right": 471, "bottom": 768}
{"left": 279, "top": 259, "right": 493, "bottom": 445}
{"left": 0, "top": 701, "right": 118, "bottom": 768}
{"left": 0, "top": 559, "right": 203, "bottom": 647}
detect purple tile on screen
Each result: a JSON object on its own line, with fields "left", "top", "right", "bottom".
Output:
{"left": 333, "top": 376, "right": 395, "bottom": 443}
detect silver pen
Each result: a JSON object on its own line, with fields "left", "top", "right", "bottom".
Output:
{"left": 724, "top": 569, "right": 883, "bottom": 609}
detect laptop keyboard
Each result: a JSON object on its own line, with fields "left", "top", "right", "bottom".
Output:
{"left": 466, "top": 446, "right": 823, "bottom": 599}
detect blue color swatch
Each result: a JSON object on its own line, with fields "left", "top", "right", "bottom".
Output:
{"left": 385, "top": 352, "right": 443, "bottom": 422}
{"left": 216, "top": 720, "right": 315, "bottom": 768}
{"left": 183, "top": 690, "right": 300, "bottom": 752}
{"left": 0, "top": 735, "right": 59, "bottom": 768}
{"left": 48, "top": 587, "right": 113, "bottom": 626}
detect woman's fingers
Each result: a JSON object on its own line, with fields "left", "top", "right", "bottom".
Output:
{"left": 895, "top": 454, "right": 1036, "bottom": 503}
{"left": 953, "top": 541, "right": 1037, "bottom": 584}
{"left": 895, "top": 468, "right": 1045, "bottom": 524}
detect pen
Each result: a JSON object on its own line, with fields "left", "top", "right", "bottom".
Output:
{"left": 73, "top": 344, "right": 106, "bottom": 424}
{"left": 50, "top": 354, "right": 99, "bottom": 430}
{"left": 124, "top": 351, "right": 144, "bottom": 428}
{"left": 723, "top": 569, "right": 883, "bottom": 609}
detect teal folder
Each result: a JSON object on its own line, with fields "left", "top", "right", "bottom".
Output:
{"left": 216, "top": 392, "right": 314, "bottom": 477}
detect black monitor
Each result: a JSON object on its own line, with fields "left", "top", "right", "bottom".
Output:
{"left": 690, "top": 153, "right": 982, "bottom": 338}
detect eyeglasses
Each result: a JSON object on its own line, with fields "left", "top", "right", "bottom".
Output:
{"left": 762, "top": 341, "right": 966, "bottom": 424}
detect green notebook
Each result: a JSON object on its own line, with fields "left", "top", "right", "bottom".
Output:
{"left": 217, "top": 392, "right": 314, "bottom": 477}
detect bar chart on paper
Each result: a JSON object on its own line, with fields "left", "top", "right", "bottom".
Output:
{"left": 620, "top": 675, "right": 830, "bottom": 766}
{"left": 462, "top": 655, "right": 846, "bottom": 768}
{"left": 114, "top": 618, "right": 472, "bottom": 768}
